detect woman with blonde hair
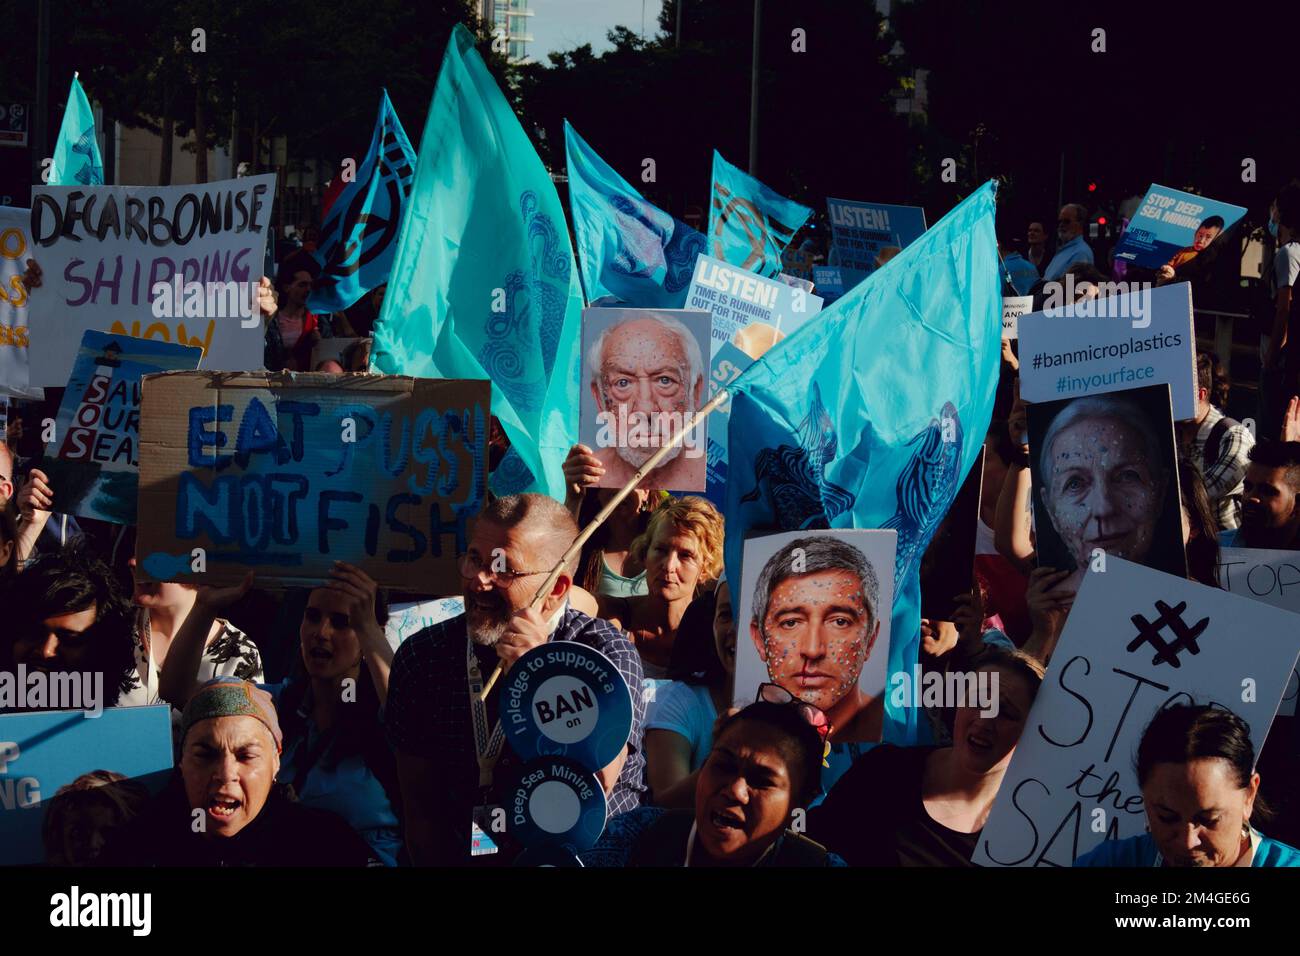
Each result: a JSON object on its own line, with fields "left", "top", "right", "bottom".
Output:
{"left": 598, "top": 496, "right": 724, "bottom": 679}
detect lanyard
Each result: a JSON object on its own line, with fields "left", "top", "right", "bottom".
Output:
{"left": 467, "top": 638, "right": 507, "bottom": 790}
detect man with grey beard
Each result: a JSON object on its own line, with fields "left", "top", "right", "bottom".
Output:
{"left": 385, "top": 493, "right": 645, "bottom": 865}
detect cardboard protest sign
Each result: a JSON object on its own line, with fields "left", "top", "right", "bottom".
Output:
{"left": 41, "top": 330, "right": 202, "bottom": 524}
{"left": 704, "top": 340, "right": 755, "bottom": 510}
{"left": 0, "top": 705, "right": 173, "bottom": 865}
{"left": 919, "top": 448, "right": 985, "bottom": 621}
{"left": 1017, "top": 281, "right": 1196, "bottom": 420}
{"left": 1219, "top": 547, "right": 1300, "bottom": 716}
{"left": 384, "top": 597, "right": 466, "bottom": 651}
{"left": 826, "top": 198, "right": 926, "bottom": 276}
{"left": 0, "top": 206, "right": 42, "bottom": 398}
{"left": 1112, "top": 184, "right": 1247, "bottom": 270}
{"left": 686, "top": 253, "right": 822, "bottom": 361}
{"left": 734, "top": 529, "right": 896, "bottom": 742}
{"left": 135, "top": 371, "right": 489, "bottom": 592}
{"left": 506, "top": 757, "right": 607, "bottom": 853}
{"left": 1027, "top": 384, "right": 1187, "bottom": 585}
{"left": 974, "top": 559, "right": 1300, "bottom": 867}
{"left": 501, "top": 642, "right": 633, "bottom": 770}
{"left": 1002, "top": 295, "right": 1033, "bottom": 341}
{"left": 27, "top": 175, "right": 276, "bottom": 385}
{"left": 580, "top": 307, "right": 710, "bottom": 492}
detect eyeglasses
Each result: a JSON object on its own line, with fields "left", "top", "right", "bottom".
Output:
{"left": 458, "top": 551, "right": 550, "bottom": 587}
{"left": 756, "top": 682, "right": 831, "bottom": 741}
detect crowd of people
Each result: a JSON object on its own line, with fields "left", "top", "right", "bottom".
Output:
{"left": 3, "top": 178, "right": 1300, "bottom": 870}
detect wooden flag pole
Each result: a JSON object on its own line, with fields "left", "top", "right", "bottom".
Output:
{"left": 478, "top": 387, "right": 733, "bottom": 701}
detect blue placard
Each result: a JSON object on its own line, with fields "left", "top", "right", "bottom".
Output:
{"left": 1112, "top": 184, "right": 1247, "bottom": 269}
{"left": 704, "top": 341, "right": 756, "bottom": 510}
{"left": 0, "top": 705, "right": 173, "bottom": 864}
{"left": 507, "top": 757, "right": 607, "bottom": 853}
{"left": 825, "top": 198, "right": 926, "bottom": 275}
{"left": 501, "top": 642, "right": 632, "bottom": 769}
{"left": 513, "top": 845, "right": 585, "bottom": 867}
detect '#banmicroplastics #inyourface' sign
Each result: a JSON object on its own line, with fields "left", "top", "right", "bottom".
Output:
{"left": 974, "top": 558, "right": 1299, "bottom": 867}
{"left": 502, "top": 642, "right": 633, "bottom": 770}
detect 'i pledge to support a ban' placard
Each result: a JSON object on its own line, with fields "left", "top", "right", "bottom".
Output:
{"left": 501, "top": 642, "right": 633, "bottom": 769}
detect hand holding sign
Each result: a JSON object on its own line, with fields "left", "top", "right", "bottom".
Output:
{"left": 17, "top": 468, "right": 53, "bottom": 515}
{"left": 496, "top": 606, "right": 558, "bottom": 675}
{"left": 193, "top": 571, "right": 255, "bottom": 614}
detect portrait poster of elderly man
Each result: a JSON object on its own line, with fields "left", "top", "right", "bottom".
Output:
{"left": 580, "top": 308, "right": 712, "bottom": 492}
{"left": 1026, "top": 383, "right": 1187, "bottom": 595}
{"left": 734, "top": 530, "right": 896, "bottom": 744}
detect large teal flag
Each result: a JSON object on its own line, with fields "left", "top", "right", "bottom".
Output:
{"left": 51, "top": 75, "right": 104, "bottom": 186}
{"left": 565, "top": 120, "right": 705, "bottom": 308}
{"left": 723, "top": 181, "right": 1002, "bottom": 748}
{"left": 372, "top": 25, "right": 583, "bottom": 500}
{"left": 708, "top": 151, "right": 811, "bottom": 277}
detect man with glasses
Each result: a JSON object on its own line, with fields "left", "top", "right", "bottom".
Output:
{"left": 587, "top": 312, "right": 706, "bottom": 491}
{"left": 1041, "top": 203, "right": 1095, "bottom": 283}
{"left": 384, "top": 492, "right": 645, "bottom": 865}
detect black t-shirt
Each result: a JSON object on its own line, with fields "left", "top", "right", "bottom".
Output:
{"left": 98, "top": 777, "right": 377, "bottom": 867}
{"left": 806, "top": 744, "right": 980, "bottom": 867}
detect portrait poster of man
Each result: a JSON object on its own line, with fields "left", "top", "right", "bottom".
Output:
{"left": 734, "top": 529, "right": 896, "bottom": 743}
{"left": 1027, "top": 383, "right": 1186, "bottom": 593}
{"left": 580, "top": 307, "right": 711, "bottom": 492}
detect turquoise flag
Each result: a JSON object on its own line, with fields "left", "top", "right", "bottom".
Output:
{"left": 372, "top": 25, "right": 583, "bottom": 500}
{"left": 51, "top": 75, "right": 104, "bottom": 186}
{"left": 708, "top": 151, "right": 811, "bottom": 278}
{"left": 308, "top": 90, "right": 417, "bottom": 313}
{"left": 565, "top": 120, "right": 705, "bottom": 308}
{"left": 723, "top": 181, "right": 1002, "bottom": 748}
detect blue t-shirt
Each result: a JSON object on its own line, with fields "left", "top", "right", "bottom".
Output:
{"left": 645, "top": 681, "right": 717, "bottom": 772}
{"left": 264, "top": 680, "right": 402, "bottom": 867}
{"left": 1042, "top": 234, "right": 1095, "bottom": 282}
{"left": 1074, "top": 831, "right": 1300, "bottom": 867}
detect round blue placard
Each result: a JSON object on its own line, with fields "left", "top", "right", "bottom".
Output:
{"left": 501, "top": 642, "right": 633, "bottom": 770}
{"left": 513, "top": 845, "right": 585, "bottom": 868}
{"left": 507, "top": 757, "right": 608, "bottom": 853}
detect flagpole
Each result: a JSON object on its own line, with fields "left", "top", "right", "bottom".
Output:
{"left": 478, "top": 385, "right": 733, "bottom": 701}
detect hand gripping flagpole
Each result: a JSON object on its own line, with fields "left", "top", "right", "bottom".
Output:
{"left": 478, "top": 386, "right": 733, "bottom": 702}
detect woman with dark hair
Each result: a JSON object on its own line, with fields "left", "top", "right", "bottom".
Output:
{"left": 1075, "top": 704, "right": 1300, "bottom": 867}
{"left": 264, "top": 251, "right": 324, "bottom": 371}
{"left": 807, "top": 645, "right": 1045, "bottom": 866}
{"left": 644, "top": 578, "right": 735, "bottom": 806}
{"left": 159, "top": 562, "right": 401, "bottom": 865}
{"left": 582, "top": 695, "right": 842, "bottom": 867}
{"left": 2, "top": 545, "right": 138, "bottom": 710}
{"left": 1179, "top": 456, "right": 1221, "bottom": 589}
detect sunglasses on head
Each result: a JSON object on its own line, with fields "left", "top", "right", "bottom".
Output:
{"left": 756, "top": 683, "right": 831, "bottom": 741}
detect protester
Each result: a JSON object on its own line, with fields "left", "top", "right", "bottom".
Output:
{"left": 644, "top": 578, "right": 735, "bottom": 806}
{"left": 385, "top": 493, "right": 646, "bottom": 865}
{"left": 1039, "top": 203, "right": 1094, "bottom": 282}
{"left": 598, "top": 495, "right": 724, "bottom": 679}
{"left": 1158, "top": 215, "right": 1224, "bottom": 282}
{"left": 1075, "top": 705, "right": 1300, "bottom": 867}
{"left": 807, "top": 645, "right": 1044, "bottom": 865}
{"left": 582, "top": 696, "right": 842, "bottom": 867}
{"left": 157, "top": 563, "right": 401, "bottom": 865}
{"left": 98, "top": 678, "right": 378, "bottom": 866}
{"left": 1025, "top": 220, "right": 1049, "bottom": 271}
{"left": 562, "top": 442, "right": 656, "bottom": 597}
{"left": 1180, "top": 352, "right": 1253, "bottom": 530}
{"left": 1263, "top": 181, "right": 1300, "bottom": 419}
{"left": 11, "top": 466, "right": 85, "bottom": 567}
{"left": 0, "top": 506, "right": 17, "bottom": 581}
{"left": 119, "top": 559, "right": 262, "bottom": 708}
{"left": 1, "top": 546, "right": 136, "bottom": 711}
{"left": 42, "top": 770, "right": 150, "bottom": 866}
{"left": 0, "top": 438, "right": 13, "bottom": 508}
{"left": 1219, "top": 440, "right": 1300, "bottom": 549}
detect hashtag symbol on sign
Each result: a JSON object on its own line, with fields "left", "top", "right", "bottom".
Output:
{"left": 1057, "top": 376, "right": 1067, "bottom": 393}
{"left": 1126, "top": 599, "right": 1210, "bottom": 668}
{"left": 1032, "top": 353, "right": 1043, "bottom": 370}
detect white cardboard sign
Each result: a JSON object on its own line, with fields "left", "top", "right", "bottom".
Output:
{"left": 975, "top": 558, "right": 1299, "bottom": 867}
